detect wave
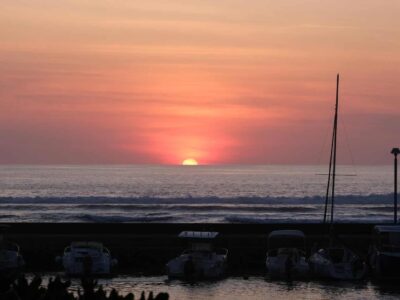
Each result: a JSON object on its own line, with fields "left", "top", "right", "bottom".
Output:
{"left": 0, "top": 194, "right": 395, "bottom": 223}
{"left": 224, "top": 215, "right": 392, "bottom": 224}
{"left": 0, "top": 204, "right": 321, "bottom": 213}
{"left": 77, "top": 214, "right": 175, "bottom": 223}
{"left": 0, "top": 194, "right": 394, "bottom": 205}
{"left": 0, "top": 214, "right": 20, "bottom": 219}
{"left": 224, "top": 216, "right": 317, "bottom": 224}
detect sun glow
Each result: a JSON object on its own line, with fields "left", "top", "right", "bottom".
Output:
{"left": 182, "top": 158, "right": 198, "bottom": 166}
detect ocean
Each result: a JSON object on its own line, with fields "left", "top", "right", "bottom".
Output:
{"left": 0, "top": 165, "right": 395, "bottom": 223}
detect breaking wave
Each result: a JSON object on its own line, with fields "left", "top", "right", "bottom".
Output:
{"left": 77, "top": 214, "right": 175, "bottom": 223}
{"left": 0, "top": 194, "right": 395, "bottom": 223}
{"left": 0, "top": 194, "right": 394, "bottom": 205}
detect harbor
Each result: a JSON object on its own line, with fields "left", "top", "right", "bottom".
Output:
{"left": 0, "top": 222, "right": 382, "bottom": 274}
{"left": 3, "top": 222, "right": 400, "bottom": 299}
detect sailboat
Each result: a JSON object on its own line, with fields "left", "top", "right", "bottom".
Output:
{"left": 308, "top": 74, "right": 367, "bottom": 280}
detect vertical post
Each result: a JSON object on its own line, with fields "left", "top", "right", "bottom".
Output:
{"left": 391, "top": 148, "right": 400, "bottom": 224}
{"left": 396, "top": 155, "right": 398, "bottom": 224}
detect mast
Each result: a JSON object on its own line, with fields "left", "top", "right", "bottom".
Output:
{"left": 323, "top": 100, "right": 336, "bottom": 223}
{"left": 330, "top": 74, "right": 340, "bottom": 224}
{"left": 323, "top": 74, "right": 339, "bottom": 224}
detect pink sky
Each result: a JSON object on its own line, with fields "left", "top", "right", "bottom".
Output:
{"left": 0, "top": 1, "right": 399, "bottom": 165}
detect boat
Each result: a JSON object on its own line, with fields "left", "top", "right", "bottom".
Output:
{"left": 266, "top": 230, "right": 310, "bottom": 279}
{"left": 56, "top": 241, "right": 117, "bottom": 276}
{"left": 0, "top": 227, "right": 25, "bottom": 278}
{"left": 309, "top": 74, "right": 367, "bottom": 280}
{"left": 310, "top": 246, "right": 366, "bottom": 280}
{"left": 369, "top": 225, "right": 400, "bottom": 279}
{"left": 0, "top": 240, "right": 25, "bottom": 277}
{"left": 166, "top": 231, "right": 228, "bottom": 280}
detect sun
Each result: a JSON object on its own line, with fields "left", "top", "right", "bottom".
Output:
{"left": 182, "top": 158, "right": 198, "bottom": 166}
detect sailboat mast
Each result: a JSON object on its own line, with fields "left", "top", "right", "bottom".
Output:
{"left": 323, "top": 104, "right": 336, "bottom": 223}
{"left": 323, "top": 124, "right": 334, "bottom": 223}
{"left": 330, "top": 74, "right": 340, "bottom": 224}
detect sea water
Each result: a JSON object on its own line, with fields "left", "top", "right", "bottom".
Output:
{"left": 26, "top": 274, "right": 400, "bottom": 300}
{"left": 0, "top": 165, "right": 395, "bottom": 223}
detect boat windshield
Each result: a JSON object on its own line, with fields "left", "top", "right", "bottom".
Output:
{"left": 191, "top": 242, "right": 213, "bottom": 252}
{"left": 268, "top": 237, "right": 305, "bottom": 250}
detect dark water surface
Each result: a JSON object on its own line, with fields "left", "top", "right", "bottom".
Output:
{"left": 27, "top": 274, "right": 400, "bottom": 300}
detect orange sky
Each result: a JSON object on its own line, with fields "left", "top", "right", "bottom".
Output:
{"left": 0, "top": 1, "right": 399, "bottom": 164}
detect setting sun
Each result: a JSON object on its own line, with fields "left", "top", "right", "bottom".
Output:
{"left": 182, "top": 158, "right": 198, "bottom": 166}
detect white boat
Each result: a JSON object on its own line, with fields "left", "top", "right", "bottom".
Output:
{"left": 166, "top": 231, "right": 228, "bottom": 280}
{"left": 266, "top": 230, "right": 309, "bottom": 279}
{"left": 369, "top": 225, "right": 400, "bottom": 279}
{"left": 57, "top": 241, "right": 117, "bottom": 276}
{"left": 310, "top": 74, "right": 367, "bottom": 280}
{"left": 309, "top": 246, "right": 366, "bottom": 280}
{"left": 0, "top": 240, "right": 25, "bottom": 275}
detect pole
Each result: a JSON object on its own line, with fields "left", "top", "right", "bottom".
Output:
{"left": 392, "top": 148, "right": 400, "bottom": 224}
{"left": 395, "top": 155, "right": 398, "bottom": 224}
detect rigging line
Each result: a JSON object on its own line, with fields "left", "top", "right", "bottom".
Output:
{"left": 339, "top": 115, "right": 357, "bottom": 175}
{"left": 316, "top": 115, "right": 332, "bottom": 166}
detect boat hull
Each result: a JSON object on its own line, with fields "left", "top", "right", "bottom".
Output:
{"left": 266, "top": 255, "right": 309, "bottom": 279}
{"left": 62, "top": 254, "right": 112, "bottom": 276}
{"left": 309, "top": 252, "right": 366, "bottom": 280}
{"left": 370, "top": 251, "right": 400, "bottom": 279}
{"left": 0, "top": 249, "right": 24, "bottom": 278}
{"left": 166, "top": 253, "right": 227, "bottom": 280}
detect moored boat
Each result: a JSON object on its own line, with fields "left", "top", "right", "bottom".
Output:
{"left": 369, "top": 225, "right": 400, "bottom": 279}
{"left": 0, "top": 227, "right": 25, "bottom": 278}
{"left": 309, "top": 245, "right": 366, "bottom": 280}
{"left": 0, "top": 240, "right": 25, "bottom": 277}
{"left": 166, "top": 231, "right": 228, "bottom": 280}
{"left": 56, "top": 241, "right": 117, "bottom": 276}
{"left": 266, "top": 230, "right": 309, "bottom": 279}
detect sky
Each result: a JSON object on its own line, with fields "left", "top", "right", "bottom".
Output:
{"left": 0, "top": 0, "right": 399, "bottom": 165}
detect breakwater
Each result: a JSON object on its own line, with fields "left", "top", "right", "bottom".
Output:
{"left": 1, "top": 222, "right": 380, "bottom": 274}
